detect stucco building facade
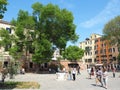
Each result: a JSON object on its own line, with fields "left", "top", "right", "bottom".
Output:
{"left": 79, "top": 33, "right": 119, "bottom": 66}
{"left": 79, "top": 33, "right": 101, "bottom": 64}
{"left": 0, "top": 20, "right": 12, "bottom": 69}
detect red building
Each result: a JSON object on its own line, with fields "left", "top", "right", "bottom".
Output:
{"left": 95, "top": 37, "right": 119, "bottom": 64}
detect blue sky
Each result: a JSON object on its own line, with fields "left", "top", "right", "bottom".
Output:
{"left": 3, "top": 0, "right": 120, "bottom": 46}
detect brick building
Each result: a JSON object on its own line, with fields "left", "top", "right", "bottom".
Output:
{"left": 95, "top": 37, "right": 119, "bottom": 64}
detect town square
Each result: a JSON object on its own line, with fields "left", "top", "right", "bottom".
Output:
{"left": 0, "top": 0, "right": 120, "bottom": 89}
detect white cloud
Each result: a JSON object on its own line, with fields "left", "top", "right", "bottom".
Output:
{"left": 80, "top": 0, "right": 120, "bottom": 28}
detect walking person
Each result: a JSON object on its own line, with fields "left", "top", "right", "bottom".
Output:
{"left": 103, "top": 68, "right": 108, "bottom": 89}
{"left": 87, "top": 67, "right": 91, "bottom": 79}
{"left": 112, "top": 67, "right": 116, "bottom": 78}
{"left": 22, "top": 68, "right": 25, "bottom": 74}
{"left": 72, "top": 68, "right": 76, "bottom": 81}
{"left": 68, "top": 68, "right": 72, "bottom": 80}
{"left": 77, "top": 65, "right": 81, "bottom": 75}
{"left": 97, "top": 67, "right": 103, "bottom": 87}
{"left": 90, "top": 67, "right": 94, "bottom": 78}
{"left": 95, "top": 69, "right": 99, "bottom": 86}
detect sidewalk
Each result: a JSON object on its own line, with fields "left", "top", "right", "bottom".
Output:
{"left": 2, "top": 70, "right": 120, "bottom": 90}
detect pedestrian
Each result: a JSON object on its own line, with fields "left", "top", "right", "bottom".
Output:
{"left": 90, "top": 67, "right": 94, "bottom": 77}
{"left": 22, "top": 68, "right": 25, "bottom": 74}
{"left": 72, "top": 68, "right": 76, "bottom": 81}
{"left": 68, "top": 68, "right": 72, "bottom": 80}
{"left": 49, "top": 68, "right": 52, "bottom": 73}
{"left": 95, "top": 69, "right": 99, "bottom": 86}
{"left": 103, "top": 68, "right": 108, "bottom": 89}
{"left": 77, "top": 65, "right": 81, "bottom": 75}
{"left": 112, "top": 67, "right": 116, "bottom": 78}
{"left": 87, "top": 67, "right": 91, "bottom": 79}
{"left": 97, "top": 67, "right": 103, "bottom": 87}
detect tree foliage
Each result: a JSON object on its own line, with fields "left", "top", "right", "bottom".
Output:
{"left": 0, "top": 0, "right": 8, "bottom": 19}
{"left": 0, "top": 28, "right": 21, "bottom": 60}
{"left": 14, "top": 2, "right": 78, "bottom": 63}
{"left": 103, "top": 16, "right": 120, "bottom": 50}
{"left": 32, "top": 2, "right": 78, "bottom": 49}
{"left": 0, "top": 28, "right": 11, "bottom": 46}
{"left": 0, "top": 2, "right": 78, "bottom": 64}
{"left": 62, "top": 46, "right": 84, "bottom": 61}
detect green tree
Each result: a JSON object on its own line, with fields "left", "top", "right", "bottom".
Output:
{"left": 103, "top": 16, "right": 120, "bottom": 63}
{"left": 11, "top": 10, "right": 53, "bottom": 65}
{"left": 103, "top": 16, "right": 120, "bottom": 50}
{"left": 3, "top": 2, "right": 78, "bottom": 66}
{"left": 10, "top": 10, "right": 38, "bottom": 72}
{"left": 32, "top": 35, "right": 53, "bottom": 63}
{"left": 0, "top": 28, "right": 11, "bottom": 46}
{"left": 31, "top": 2, "right": 78, "bottom": 63}
{"left": 62, "top": 46, "right": 84, "bottom": 61}
{"left": 0, "top": 0, "right": 8, "bottom": 19}
{"left": 0, "top": 28, "right": 21, "bottom": 58}
{"left": 0, "top": 28, "right": 18, "bottom": 80}
{"left": 32, "top": 2, "right": 78, "bottom": 50}
{"left": 15, "top": 2, "right": 78, "bottom": 64}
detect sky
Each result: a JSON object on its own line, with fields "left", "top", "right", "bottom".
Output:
{"left": 3, "top": 0, "right": 120, "bottom": 46}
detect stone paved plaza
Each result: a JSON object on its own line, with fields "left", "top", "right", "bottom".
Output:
{"left": 1, "top": 70, "right": 120, "bottom": 90}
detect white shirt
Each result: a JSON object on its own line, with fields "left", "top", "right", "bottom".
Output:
{"left": 72, "top": 68, "right": 76, "bottom": 74}
{"left": 103, "top": 71, "right": 108, "bottom": 79}
{"left": 87, "top": 68, "right": 91, "bottom": 74}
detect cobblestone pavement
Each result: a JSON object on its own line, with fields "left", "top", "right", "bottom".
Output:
{"left": 1, "top": 70, "right": 120, "bottom": 90}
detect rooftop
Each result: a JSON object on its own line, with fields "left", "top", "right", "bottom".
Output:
{"left": 0, "top": 19, "right": 11, "bottom": 25}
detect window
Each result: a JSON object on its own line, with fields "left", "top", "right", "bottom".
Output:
{"left": 113, "top": 57, "right": 116, "bottom": 61}
{"left": 88, "top": 59, "right": 92, "bottom": 63}
{"left": 101, "top": 44, "right": 103, "bottom": 47}
{"left": 44, "top": 63, "right": 48, "bottom": 68}
{"left": 88, "top": 52, "right": 90, "bottom": 55}
{"left": 113, "top": 48, "right": 115, "bottom": 52}
{"left": 104, "top": 43, "right": 106, "bottom": 47}
{"left": 94, "top": 46, "right": 96, "bottom": 50}
{"left": 6, "top": 27, "right": 11, "bottom": 34}
{"left": 97, "top": 45, "right": 98, "bottom": 48}
{"left": 90, "top": 41, "right": 92, "bottom": 44}
{"left": 95, "top": 35, "right": 96, "bottom": 38}
{"left": 5, "top": 44, "right": 11, "bottom": 51}
{"left": 95, "top": 40, "right": 98, "bottom": 43}
{"left": 104, "top": 49, "right": 106, "bottom": 54}
{"left": 109, "top": 48, "right": 112, "bottom": 53}
{"left": 100, "top": 49, "right": 103, "bottom": 54}
{"left": 100, "top": 39, "right": 103, "bottom": 41}
{"left": 95, "top": 50, "right": 98, "bottom": 54}
{"left": 29, "top": 62, "right": 33, "bottom": 68}
{"left": 90, "top": 47, "right": 92, "bottom": 50}
{"left": 4, "top": 61, "right": 8, "bottom": 67}
{"left": 17, "top": 42, "right": 23, "bottom": 52}
{"left": 91, "top": 52, "right": 92, "bottom": 55}
{"left": 29, "top": 41, "right": 34, "bottom": 53}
